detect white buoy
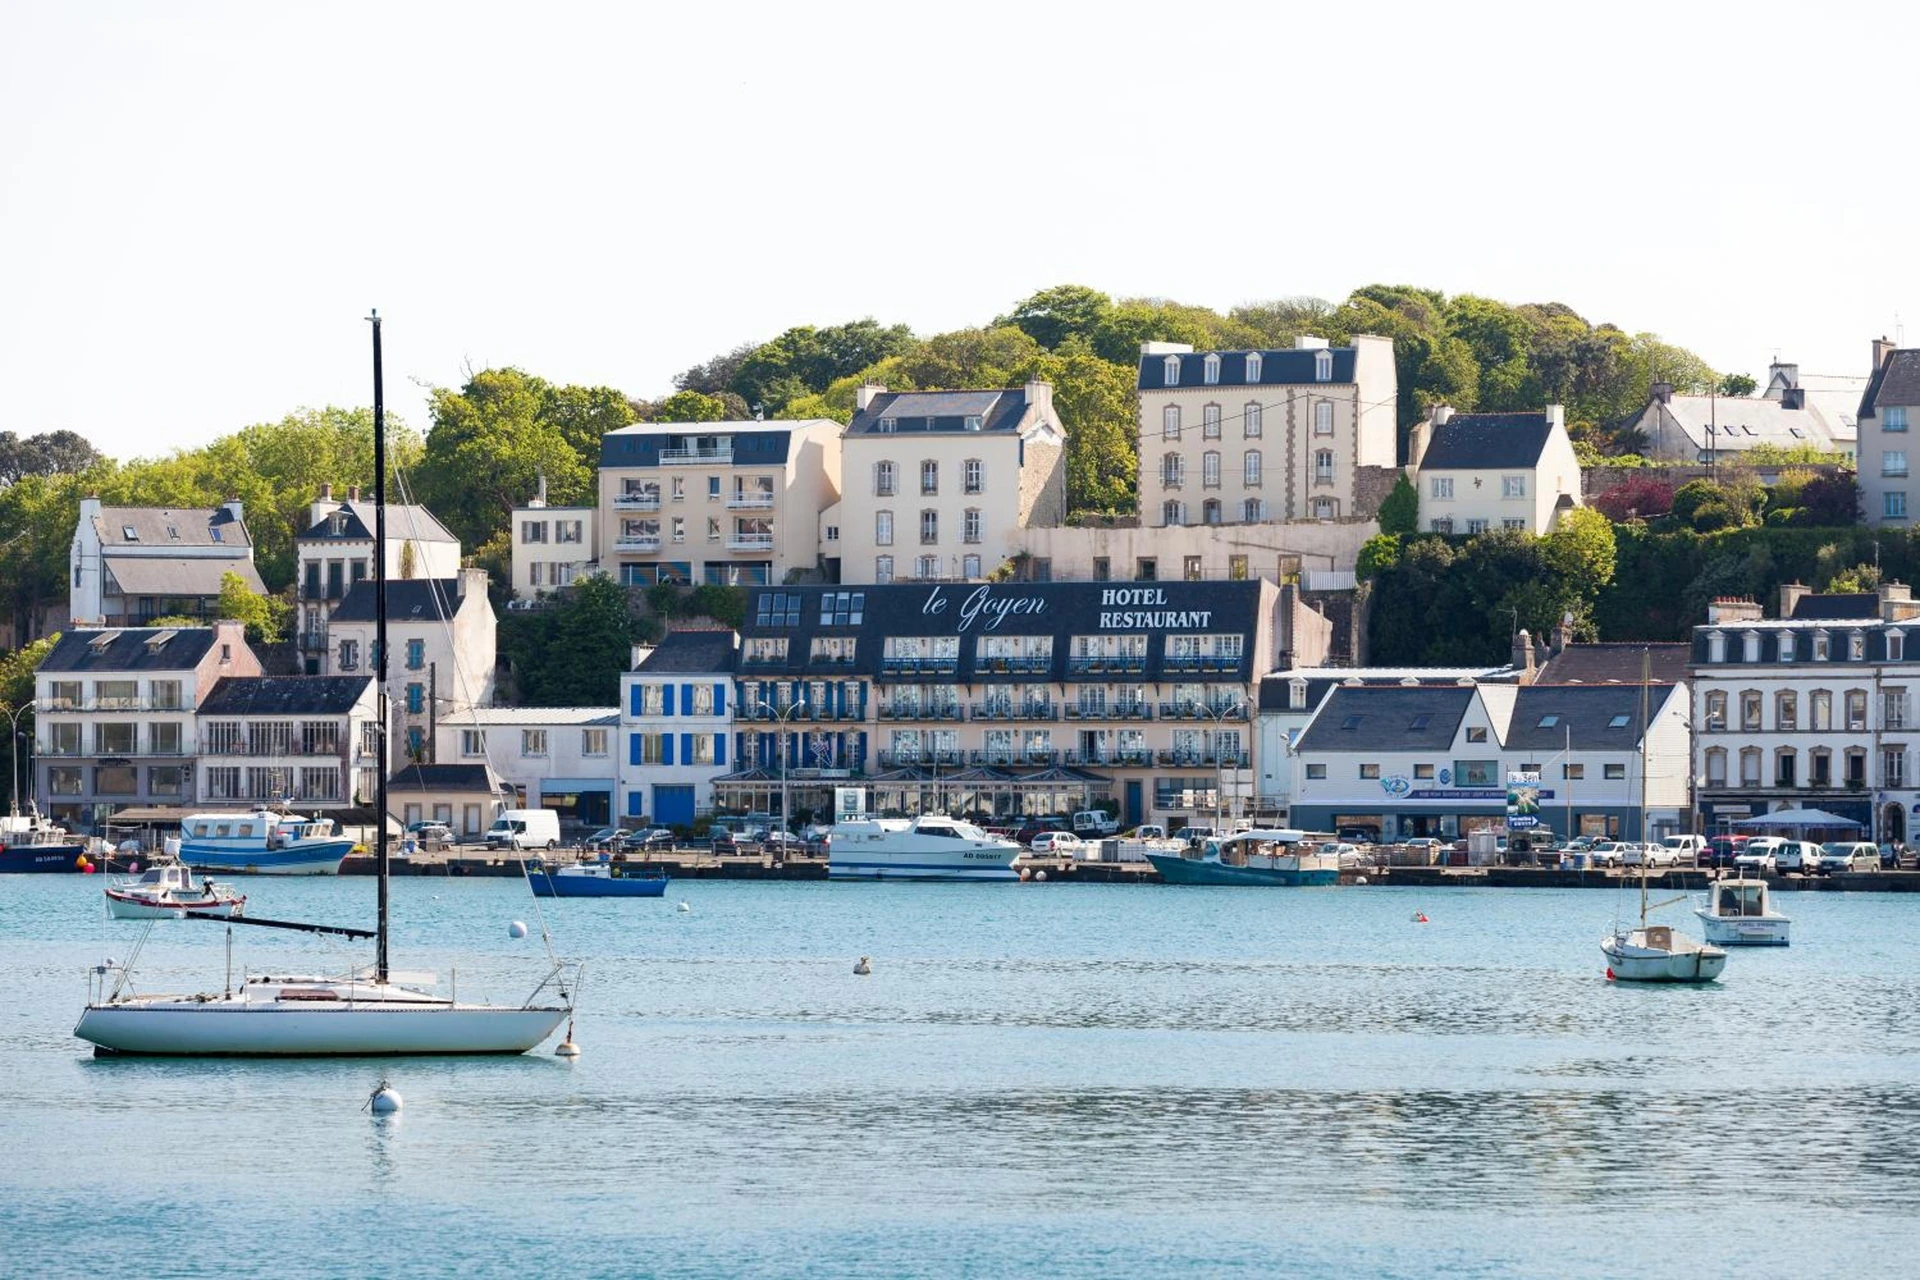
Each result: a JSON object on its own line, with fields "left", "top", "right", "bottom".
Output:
{"left": 369, "top": 1083, "right": 402, "bottom": 1114}
{"left": 555, "top": 1019, "right": 580, "bottom": 1058}
{"left": 677, "top": 901, "right": 691, "bottom": 913}
{"left": 508, "top": 920, "right": 528, "bottom": 939}
{"left": 853, "top": 956, "right": 872, "bottom": 976}
{"left": 1356, "top": 875, "right": 1369, "bottom": 885}
{"left": 1034, "top": 870, "right": 1048, "bottom": 882}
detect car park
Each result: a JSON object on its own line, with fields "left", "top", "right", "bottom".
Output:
{"left": 1622, "top": 842, "right": 1678, "bottom": 868}
{"left": 1817, "top": 841, "right": 1880, "bottom": 874}
{"left": 1028, "top": 831, "right": 1085, "bottom": 855}
{"left": 1705, "top": 835, "right": 1748, "bottom": 868}
{"left": 760, "top": 830, "right": 807, "bottom": 854}
{"left": 617, "top": 828, "right": 674, "bottom": 853}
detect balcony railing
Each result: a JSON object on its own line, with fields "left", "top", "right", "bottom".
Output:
{"left": 972, "top": 656, "right": 1054, "bottom": 676}
{"left": 615, "top": 493, "right": 663, "bottom": 511}
{"left": 967, "top": 748, "right": 1059, "bottom": 768}
{"left": 659, "top": 446, "right": 733, "bottom": 465}
{"left": 726, "top": 492, "right": 775, "bottom": 509}
{"left": 615, "top": 533, "right": 662, "bottom": 552}
{"left": 41, "top": 698, "right": 190, "bottom": 714}
{"left": 1067, "top": 705, "right": 1152, "bottom": 721}
{"left": 1161, "top": 654, "right": 1244, "bottom": 674}
{"left": 1065, "top": 656, "right": 1147, "bottom": 676}
{"left": 727, "top": 534, "right": 776, "bottom": 551}
{"left": 877, "top": 749, "right": 963, "bottom": 768}
{"left": 1064, "top": 748, "right": 1154, "bottom": 768}
{"left": 879, "top": 657, "right": 960, "bottom": 677}
{"left": 1157, "top": 702, "right": 1248, "bottom": 721}
{"left": 1156, "top": 748, "right": 1251, "bottom": 767}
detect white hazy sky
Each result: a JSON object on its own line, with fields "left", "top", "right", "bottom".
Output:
{"left": 2, "top": 1, "right": 1914, "bottom": 460}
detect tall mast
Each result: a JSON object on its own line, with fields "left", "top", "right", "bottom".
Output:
{"left": 1639, "top": 646, "right": 1651, "bottom": 924}
{"left": 369, "top": 310, "right": 390, "bottom": 985}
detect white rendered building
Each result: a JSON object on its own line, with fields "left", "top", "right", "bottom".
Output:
{"left": 437, "top": 706, "right": 619, "bottom": 829}
{"left": 618, "top": 630, "right": 738, "bottom": 827}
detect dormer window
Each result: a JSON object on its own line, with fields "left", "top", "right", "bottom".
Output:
{"left": 1707, "top": 631, "right": 1726, "bottom": 663}
{"left": 1163, "top": 355, "right": 1181, "bottom": 386}
{"left": 1245, "top": 353, "right": 1263, "bottom": 382}
{"left": 879, "top": 417, "right": 896, "bottom": 433}
{"left": 1892, "top": 631, "right": 1907, "bottom": 662}
{"left": 1742, "top": 632, "right": 1761, "bottom": 663}
{"left": 1203, "top": 353, "right": 1221, "bottom": 385}
{"left": 964, "top": 415, "right": 983, "bottom": 431}
{"left": 1779, "top": 633, "right": 1795, "bottom": 662}
{"left": 1850, "top": 631, "right": 1866, "bottom": 660}
{"left": 1314, "top": 349, "right": 1333, "bottom": 382}
{"left": 1814, "top": 630, "right": 1830, "bottom": 660}
{"left": 1289, "top": 679, "right": 1307, "bottom": 709}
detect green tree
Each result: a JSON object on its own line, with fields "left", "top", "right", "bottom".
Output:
{"left": 1031, "top": 338, "right": 1137, "bottom": 514}
{"left": 892, "top": 326, "right": 1043, "bottom": 389}
{"left": 653, "top": 390, "right": 730, "bottom": 423}
{"left": 1718, "top": 372, "right": 1758, "bottom": 398}
{"left": 500, "top": 574, "right": 641, "bottom": 706}
{"left": 730, "top": 320, "right": 916, "bottom": 414}
{"left": 1542, "top": 507, "right": 1618, "bottom": 599}
{"left": 413, "top": 369, "right": 593, "bottom": 551}
{"left": 999, "top": 284, "right": 1113, "bottom": 350}
{"left": 1356, "top": 533, "right": 1402, "bottom": 580}
{"left": 1377, "top": 474, "right": 1419, "bottom": 536}
{"left": 217, "top": 570, "right": 289, "bottom": 646}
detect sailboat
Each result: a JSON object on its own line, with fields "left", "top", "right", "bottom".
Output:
{"left": 1600, "top": 650, "right": 1727, "bottom": 983}
{"left": 73, "top": 314, "right": 576, "bottom": 1055}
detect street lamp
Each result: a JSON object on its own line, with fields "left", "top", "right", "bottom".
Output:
{"left": 754, "top": 697, "right": 804, "bottom": 836}
{"left": 1197, "top": 696, "right": 1247, "bottom": 833}
{"left": 2, "top": 700, "right": 35, "bottom": 820}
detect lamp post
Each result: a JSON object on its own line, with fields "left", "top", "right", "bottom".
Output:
{"left": 2, "top": 700, "right": 35, "bottom": 819}
{"left": 1197, "top": 696, "right": 1247, "bottom": 833}
{"left": 754, "top": 697, "right": 804, "bottom": 837}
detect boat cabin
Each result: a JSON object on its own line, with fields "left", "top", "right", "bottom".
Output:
{"left": 1709, "top": 880, "right": 1770, "bottom": 918}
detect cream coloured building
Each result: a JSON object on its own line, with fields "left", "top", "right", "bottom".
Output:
{"left": 1409, "top": 406, "right": 1582, "bottom": 535}
{"left": 825, "top": 382, "right": 1066, "bottom": 584}
{"left": 597, "top": 419, "right": 842, "bottom": 588}
{"left": 1134, "top": 336, "right": 1398, "bottom": 530}
{"left": 508, "top": 499, "right": 596, "bottom": 601}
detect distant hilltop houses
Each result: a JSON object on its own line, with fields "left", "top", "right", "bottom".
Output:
{"left": 36, "top": 330, "right": 1920, "bottom": 844}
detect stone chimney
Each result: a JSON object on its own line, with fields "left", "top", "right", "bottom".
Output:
{"left": 1879, "top": 581, "right": 1920, "bottom": 623}
{"left": 1779, "top": 581, "right": 1810, "bottom": 620}
{"left": 1544, "top": 404, "right": 1565, "bottom": 430}
{"left": 629, "top": 643, "right": 656, "bottom": 671}
{"left": 854, "top": 383, "right": 887, "bottom": 412}
{"left": 1552, "top": 612, "right": 1574, "bottom": 654}
{"left": 321, "top": 482, "right": 334, "bottom": 501}
{"left": 1874, "top": 337, "right": 1898, "bottom": 370}
{"left": 1770, "top": 360, "right": 1799, "bottom": 391}
{"left": 1023, "top": 379, "right": 1054, "bottom": 422}
{"left": 1293, "top": 335, "right": 1330, "bottom": 350}
{"left": 1512, "top": 627, "right": 1536, "bottom": 682}
{"left": 531, "top": 472, "right": 548, "bottom": 509}
{"left": 1780, "top": 386, "right": 1805, "bottom": 410}
{"left": 348, "top": 485, "right": 361, "bottom": 503}
{"left": 1651, "top": 381, "right": 1674, "bottom": 406}
{"left": 221, "top": 497, "right": 244, "bottom": 525}
{"left": 1707, "top": 596, "right": 1764, "bottom": 625}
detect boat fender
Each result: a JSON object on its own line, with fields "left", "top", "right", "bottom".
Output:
{"left": 1034, "top": 870, "right": 1047, "bottom": 882}
{"left": 1604, "top": 967, "right": 1616, "bottom": 981}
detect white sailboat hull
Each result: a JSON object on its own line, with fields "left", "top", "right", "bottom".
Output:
{"left": 1601, "top": 931, "right": 1728, "bottom": 983}
{"left": 75, "top": 993, "right": 567, "bottom": 1056}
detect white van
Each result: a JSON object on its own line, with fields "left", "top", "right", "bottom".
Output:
{"left": 484, "top": 808, "right": 561, "bottom": 851}
{"left": 1072, "top": 810, "right": 1119, "bottom": 838}
{"left": 1661, "top": 834, "right": 1708, "bottom": 862}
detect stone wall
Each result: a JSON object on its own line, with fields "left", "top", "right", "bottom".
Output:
{"left": 1352, "top": 465, "right": 1404, "bottom": 520}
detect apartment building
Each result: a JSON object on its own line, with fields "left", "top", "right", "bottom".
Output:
{"left": 508, "top": 494, "right": 596, "bottom": 601}
{"left": 437, "top": 706, "right": 619, "bottom": 828}
{"left": 1409, "top": 406, "right": 1582, "bottom": 535}
{"left": 1134, "top": 336, "right": 1398, "bottom": 530}
{"left": 195, "top": 675, "right": 381, "bottom": 811}
{"left": 826, "top": 382, "right": 1066, "bottom": 584}
{"left": 1857, "top": 340, "right": 1920, "bottom": 526}
{"left": 33, "top": 621, "right": 260, "bottom": 828}
{"left": 597, "top": 419, "right": 842, "bottom": 588}
{"left": 69, "top": 499, "right": 265, "bottom": 628}
{"left": 293, "top": 486, "right": 461, "bottom": 670}
{"left": 618, "top": 630, "right": 737, "bottom": 825}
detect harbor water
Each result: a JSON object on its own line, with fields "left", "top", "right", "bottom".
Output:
{"left": 4, "top": 875, "right": 1919, "bottom": 1278}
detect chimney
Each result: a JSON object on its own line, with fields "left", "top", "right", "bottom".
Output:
{"left": 1512, "top": 626, "right": 1535, "bottom": 681}
{"left": 1024, "top": 378, "right": 1054, "bottom": 422}
{"left": 321, "top": 482, "right": 334, "bottom": 501}
{"left": 629, "top": 643, "right": 656, "bottom": 671}
{"left": 1544, "top": 404, "right": 1565, "bottom": 430}
{"left": 1139, "top": 341, "right": 1194, "bottom": 356}
{"left": 1779, "top": 581, "right": 1809, "bottom": 620}
{"left": 854, "top": 383, "right": 887, "bottom": 412}
{"left": 1707, "top": 596, "right": 1764, "bottom": 625}
{"left": 1407, "top": 420, "right": 1431, "bottom": 471}
{"left": 1770, "top": 361, "right": 1799, "bottom": 391}
{"left": 1874, "top": 337, "right": 1898, "bottom": 370}
{"left": 1880, "top": 581, "right": 1920, "bottom": 622}
{"left": 1780, "top": 387, "right": 1805, "bottom": 411}
{"left": 348, "top": 485, "right": 361, "bottom": 502}
{"left": 1293, "top": 335, "right": 1330, "bottom": 351}
{"left": 1651, "top": 381, "right": 1674, "bottom": 406}
{"left": 532, "top": 472, "right": 548, "bottom": 509}
{"left": 1552, "top": 613, "right": 1573, "bottom": 654}
{"left": 221, "top": 497, "right": 244, "bottom": 525}
{"left": 459, "top": 566, "right": 489, "bottom": 606}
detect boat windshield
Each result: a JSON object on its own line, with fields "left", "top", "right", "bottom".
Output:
{"left": 1715, "top": 884, "right": 1766, "bottom": 917}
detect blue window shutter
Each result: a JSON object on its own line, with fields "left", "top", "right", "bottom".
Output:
{"left": 663, "top": 684, "right": 675, "bottom": 716}
{"left": 627, "top": 790, "right": 643, "bottom": 817}
{"left": 681, "top": 733, "right": 693, "bottom": 765}
{"left": 629, "top": 733, "right": 642, "bottom": 766}
{"left": 681, "top": 684, "right": 694, "bottom": 715}
{"left": 714, "top": 683, "right": 726, "bottom": 716}
{"left": 662, "top": 735, "right": 675, "bottom": 766}
{"left": 715, "top": 734, "right": 727, "bottom": 766}
{"left": 629, "top": 684, "right": 642, "bottom": 716}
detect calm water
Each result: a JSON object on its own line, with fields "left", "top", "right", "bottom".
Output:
{"left": 4, "top": 873, "right": 1918, "bottom": 1278}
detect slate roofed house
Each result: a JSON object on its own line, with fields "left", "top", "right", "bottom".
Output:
{"left": 195, "top": 675, "right": 380, "bottom": 812}
{"left": 70, "top": 497, "right": 265, "bottom": 628}
{"left": 293, "top": 483, "right": 462, "bottom": 669}
{"left": 324, "top": 568, "right": 498, "bottom": 761}
{"left": 621, "top": 629, "right": 739, "bottom": 827}
{"left": 386, "top": 761, "right": 514, "bottom": 839}
{"left": 1627, "top": 382, "right": 1847, "bottom": 465}
{"left": 1857, "top": 340, "right": 1920, "bottom": 527}
{"left": 1409, "top": 405, "right": 1582, "bottom": 536}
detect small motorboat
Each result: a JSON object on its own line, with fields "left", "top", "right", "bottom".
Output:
{"left": 104, "top": 864, "right": 246, "bottom": 920}
{"left": 527, "top": 860, "right": 670, "bottom": 898}
{"left": 1694, "top": 877, "right": 1791, "bottom": 946}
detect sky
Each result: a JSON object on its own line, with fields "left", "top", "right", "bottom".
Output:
{"left": 2, "top": 0, "right": 1915, "bottom": 460}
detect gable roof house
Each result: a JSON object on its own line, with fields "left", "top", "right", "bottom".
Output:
{"left": 195, "top": 675, "right": 380, "bottom": 813}
{"left": 1762, "top": 357, "right": 1867, "bottom": 458}
{"left": 1856, "top": 340, "right": 1920, "bottom": 527}
{"left": 1627, "top": 383, "right": 1848, "bottom": 465}
{"left": 292, "top": 485, "right": 462, "bottom": 673}
{"left": 70, "top": 498, "right": 266, "bottom": 628}
{"left": 323, "top": 568, "right": 497, "bottom": 763}
{"left": 1409, "top": 406, "right": 1582, "bottom": 536}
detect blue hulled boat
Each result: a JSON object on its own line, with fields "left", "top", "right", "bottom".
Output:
{"left": 1144, "top": 829, "right": 1340, "bottom": 887}
{"left": 0, "top": 814, "right": 90, "bottom": 873}
{"left": 527, "top": 861, "right": 670, "bottom": 898}
{"left": 178, "top": 806, "right": 354, "bottom": 875}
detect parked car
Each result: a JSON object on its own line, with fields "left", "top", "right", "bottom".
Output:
{"left": 1773, "top": 840, "right": 1824, "bottom": 874}
{"left": 1172, "top": 826, "right": 1218, "bottom": 849}
{"left": 582, "top": 826, "right": 624, "bottom": 852}
{"left": 760, "top": 830, "right": 808, "bottom": 854}
{"left": 1013, "top": 819, "right": 1070, "bottom": 846}
{"left": 1129, "top": 824, "right": 1168, "bottom": 840}
{"left": 1734, "top": 837, "right": 1788, "bottom": 874}
{"left": 1403, "top": 836, "right": 1446, "bottom": 860}
{"left": 617, "top": 828, "right": 674, "bottom": 853}
{"left": 1071, "top": 809, "right": 1119, "bottom": 838}
{"left": 404, "top": 820, "right": 454, "bottom": 846}
{"left": 1705, "top": 835, "right": 1748, "bottom": 868}
{"left": 1588, "top": 841, "right": 1631, "bottom": 868}
{"left": 1661, "top": 834, "right": 1708, "bottom": 864}
{"left": 1337, "top": 826, "right": 1381, "bottom": 845}
{"left": 709, "top": 830, "right": 741, "bottom": 855}
{"left": 1622, "top": 842, "right": 1678, "bottom": 869}
{"left": 1029, "top": 831, "right": 1085, "bottom": 855}
{"left": 1817, "top": 841, "right": 1881, "bottom": 874}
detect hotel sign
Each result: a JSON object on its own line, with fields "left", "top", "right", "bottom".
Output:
{"left": 918, "top": 584, "right": 1215, "bottom": 634}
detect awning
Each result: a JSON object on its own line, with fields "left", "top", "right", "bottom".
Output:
{"left": 107, "top": 805, "right": 203, "bottom": 824}
{"left": 1731, "top": 806, "right": 1865, "bottom": 830}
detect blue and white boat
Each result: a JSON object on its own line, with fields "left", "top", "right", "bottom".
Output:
{"left": 178, "top": 806, "right": 355, "bottom": 876}
{"left": 0, "top": 809, "right": 90, "bottom": 874}
{"left": 825, "top": 813, "right": 1025, "bottom": 882}
{"left": 1144, "top": 829, "right": 1340, "bottom": 886}
{"left": 527, "top": 860, "right": 670, "bottom": 898}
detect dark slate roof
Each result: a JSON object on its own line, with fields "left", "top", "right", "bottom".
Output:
{"left": 1861, "top": 349, "right": 1920, "bottom": 418}
{"left": 1503, "top": 684, "right": 1672, "bottom": 751}
{"left": 1295, "top": 686, "right": 1474, "bottom": 753}
{"left": 331, "top": 578, "right": 465, "bottom": 623}
{"left": 104, "top": 556, "right": 267, "bottom": 597}
{"left": 1535, "top": 643, "right": 1691, "bottom": 686}
{"left": 1790, "top": 593, "right": 1878, "bottom": 621}
{"left": 637, "top": 629, "right": 738, "bottom": 674}
{"left": 298, "top": 500, "right": 455, "bottom": 544}
{"left": 198, "top": 675, "right": 373, "bottom": 716}
{"left": 599, "top": 425, "right": 797, "bottom": 468}
{"left": 94, "top": 505, "right": 251, "bottom": 549}
{"left": 1259, "top": 671, "right": 1480, "bottom": 710}
{"left": 387, "top": 763, "right": 504, "bottom": 794}
{"left": 1422, "top": 412, "right": 1554, "bottom": 469}
{"left": 845, "top": 388, "right": 1032, "bottom": 436}
{"left": 39, "top": 626, "right": 219, "bottom": 673}
{"left": 1136, "top": 348, "right": 1356, "bottom": 391}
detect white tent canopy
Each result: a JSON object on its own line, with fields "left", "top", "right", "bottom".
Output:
{"left": 1730, "top": 807, "right": 1864, "bottom": 831}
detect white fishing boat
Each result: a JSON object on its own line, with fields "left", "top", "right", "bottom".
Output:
{"left": 1694, "top": 877, "right": 1791, "bottom": 946}
{"left": 1600, "top": 651, "right": 1727, "bottom": 984}
{"left": 104, "top": 863, "right": 246, "bottom": 920}
{"left": 825, "top": 791, "right": 1024, "bottom": 882}
{"left": 177, "top": 805, "right": 355, "bottom": 876}
{"left": 74, "top": 313, "right": 576, "bottom": 1057}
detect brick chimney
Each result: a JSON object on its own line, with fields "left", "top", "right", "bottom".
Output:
{"left": 1512, "top": 627, "right": 1536, "bottom": 683}
{"left": 1779, "top": 581, "right": 1809, "bottom": 620}
{"left": 1880, "top": 581, "right": 1920, "bottom": 622}
{"left": 1707, "top": 596, "right": 1764, "bottom": 625}
{"left": 1874, "top": 337, "right": 1898, "bottom": 370}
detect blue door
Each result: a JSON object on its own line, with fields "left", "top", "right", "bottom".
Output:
{"left": 1124, "top": 780, "right": 1144, "bottom": 829}
{"left": 654, "top": 785, "right": 695, "bottom": 827}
